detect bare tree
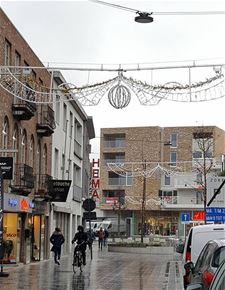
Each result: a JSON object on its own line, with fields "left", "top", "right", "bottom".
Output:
{"left": 193, "top": 129, "right": 215, "bottom": 223}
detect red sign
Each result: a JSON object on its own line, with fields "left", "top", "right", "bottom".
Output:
{"left": 106, "top": 197, "right": 118, "bottom": 204}
{"left": 90, "top": 159, "right": 100, "bottom": 199}
{"left": 20, "top": 198, "right": 29, "bottom": 211}
{"left": 193, "top": 211, "right": 205, "bottom": 221}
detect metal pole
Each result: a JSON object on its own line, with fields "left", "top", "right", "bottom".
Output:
{"left": 88, "top": 199, "right": 93, "bottom": 260}
{"left": 118, "top": 199, "right": 121, "bottom": 237}
{"left": 141, "top": 160, "right": 146, "bottom": 244}
{"left": 0, "top": 167, "right": 9, "bottom": 277}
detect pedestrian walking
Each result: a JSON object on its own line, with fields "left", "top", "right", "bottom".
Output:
{"left": 50, "top": 227, "right": 65, "bottom": 265}
{"left": 98, "top": 227, "right": 105, "bottom": 250}
{"left": 104, "top": 228, "right": 109, "bottom": 247}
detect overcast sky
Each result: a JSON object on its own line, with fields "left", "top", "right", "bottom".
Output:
{"left": 1, "top": 0, "right": 225, "bottom": 156}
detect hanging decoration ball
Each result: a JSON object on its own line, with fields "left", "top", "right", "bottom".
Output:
{"left": 108, "top": 84, "right": 131, "bottom": 109}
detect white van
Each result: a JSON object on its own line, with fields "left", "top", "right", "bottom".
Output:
{"left": 183, "top": 224, "right": 225, "bottom": 265}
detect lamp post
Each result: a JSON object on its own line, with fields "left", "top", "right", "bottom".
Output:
{"left": 112, "top": 193, "right": 125, "bottom": 237}
{"left": 141, "top": 160, "right": 146, "bottom": 243}
{"left": 140, "top": 139, "right": 171, "bottom": 243}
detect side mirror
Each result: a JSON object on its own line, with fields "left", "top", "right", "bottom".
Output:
{"left": 176, "top": 243, "right": 184, "bottom": 254}
{"left": 184, "top": 261, "right": 195, "bottom": 272}
{"left": 186, "top": 283, "right": 203, "bottom": 290}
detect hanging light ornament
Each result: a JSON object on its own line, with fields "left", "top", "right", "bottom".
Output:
{"left": 108, "top": 73, "right": 131, "bottom": 109}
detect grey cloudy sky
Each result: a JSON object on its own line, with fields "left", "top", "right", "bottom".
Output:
{"left": 1, "top": 0, "right": 225, "bottom": 155}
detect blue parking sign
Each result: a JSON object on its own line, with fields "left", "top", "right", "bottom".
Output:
{"left": 181, "top": 212, "right": 191, "bottom": 222}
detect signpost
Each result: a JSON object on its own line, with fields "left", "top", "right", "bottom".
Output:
{"left": 206, "top": 207, "right": 225, "bottom": 222}
{"left": 0, "top": 167, "right": 9, "bottom": 277}
{"left": 82, "top": 198, "right": 96, "bottom": 260}
{"left": 181, "top": 212, "right": 191, "bottom": 241}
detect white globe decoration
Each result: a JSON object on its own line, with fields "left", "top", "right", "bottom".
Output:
{"left": 108, "top": 84, "right": 131, "bottom": 109}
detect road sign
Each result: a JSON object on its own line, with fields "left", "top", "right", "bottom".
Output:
{"left": 207, "top": 177, "right": 225, "bottom": 207}
{"left": 82, "top": 198, "right": 96, "bottom": 212}
{"left": 206, "top": 207, "right": 225, "bottom": 222}
{"left": 181, "top": 212, "right": 191, "bottom": 223}
{"left": 83, "top": 211, "right": 97, "bottom": 220}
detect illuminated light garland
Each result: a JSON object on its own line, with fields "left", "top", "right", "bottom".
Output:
{"left": 0, "top": 66, "right": 224, "bottom": 107}
{"left": 106, "top": 160, "right": 215, "bottom": 178}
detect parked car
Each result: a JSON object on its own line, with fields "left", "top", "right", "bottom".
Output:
{"left": 184, "top": 239, "right": 225, "bottom": 289}
{"left": 186, "top": 258, "right": 225, "bottom": 290}
{"left": 180, "top": 224, "right": 225, "bottom": 265}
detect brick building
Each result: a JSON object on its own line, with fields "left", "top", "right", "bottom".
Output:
{"left": 0, "top": 8, "right": 55, "bottom": 263}
{"left": 100, "top": 126, "right": 225, "bottom": 237}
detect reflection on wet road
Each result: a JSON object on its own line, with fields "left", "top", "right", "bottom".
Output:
{"left": 0, "top": 244, "right": 181, "bottom": 290}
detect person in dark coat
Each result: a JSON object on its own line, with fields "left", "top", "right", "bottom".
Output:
{"left": 50, "top": 227, "right": 65, "bottom": 265}
{"left": 72, "top": 225, "right": 88, "bottom": 265}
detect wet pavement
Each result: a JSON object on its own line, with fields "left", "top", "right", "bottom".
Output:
{"left": 0, "top": 243, "right": 184, "bottom": 290}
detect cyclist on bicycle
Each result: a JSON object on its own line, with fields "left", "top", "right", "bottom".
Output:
{"left": 72, "top": 225, "right": 88, "bottom": 265}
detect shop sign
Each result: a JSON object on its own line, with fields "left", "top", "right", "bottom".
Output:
{"left": 48, "top": 180, "right": 71, "bottom": 202}
{"left": 193, "top": 211, "right": 205, "bottom": 221}
{"left": 0, "top": 157, "right": 13, "bottom": 180}
{"left": 90, "top": 159, "right": 100, "bottom": 199}
{"left": 4, "top": 193, "right": 33, "bottom": 213}
{"left": 106, "top": 197, "right": 118, "bottom": 204}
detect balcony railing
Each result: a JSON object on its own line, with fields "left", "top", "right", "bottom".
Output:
{"left": 12, "top": 99, "right": 37, "bottom": 120}
{"left": 160, "top": 196, "right": 204, "bottom": 209}
{"left": 34, "top": 174, "right": 52, "bottom": 200}
{"left": 37, "top": 105, "right": 56, "bottom": 136}
{"left": 10, "top": 163, "right": 35, "bottom": 195}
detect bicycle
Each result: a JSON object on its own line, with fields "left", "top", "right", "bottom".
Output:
{"left": 72, "top": 242, "right": 86, "bottom": 273}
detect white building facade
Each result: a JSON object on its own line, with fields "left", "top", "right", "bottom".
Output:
{"left": 50, "top": 71, "right": 95, "bottom": 254}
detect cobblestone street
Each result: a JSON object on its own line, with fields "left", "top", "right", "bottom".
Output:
{"left": 1, "top": 244, "right": 184, "bottom": 290}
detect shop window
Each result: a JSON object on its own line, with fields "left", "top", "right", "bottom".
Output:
{"left": 3, "top": 213, "right": 18, "bottom": 263}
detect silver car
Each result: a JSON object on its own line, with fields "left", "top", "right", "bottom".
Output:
{"left": 186, "top": 242, "right": 225, "bottom": 290}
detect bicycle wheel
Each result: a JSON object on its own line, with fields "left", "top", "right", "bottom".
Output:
{"left": 78, "top": 252, "right": 83, "bottom": 272}
{"left": 72, "top": 253, "right": 77, "bottom": 273}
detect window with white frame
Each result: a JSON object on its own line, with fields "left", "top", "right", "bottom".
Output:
{"left": 13, "top": 124, "right": 19, "bottom": 164}
{"left": 2, "top": 117, "right": 9, "bottom": 156}
{"left": 29, "top": 135, "right": 35, "bottom": 168}
{"left": 37, "top": 141, "right": 41, "bottom": 176}
{"left": 170, "top": 133, "right": 177, "bottom": 147}
{"left": 21, "top": 130, "right": 27, "bottom": 164}
{"left": 164, "top": 175, "right": 171, "bottom": 186}
{"left": 170, "top": 151, "right": 177, "bottom": 166}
